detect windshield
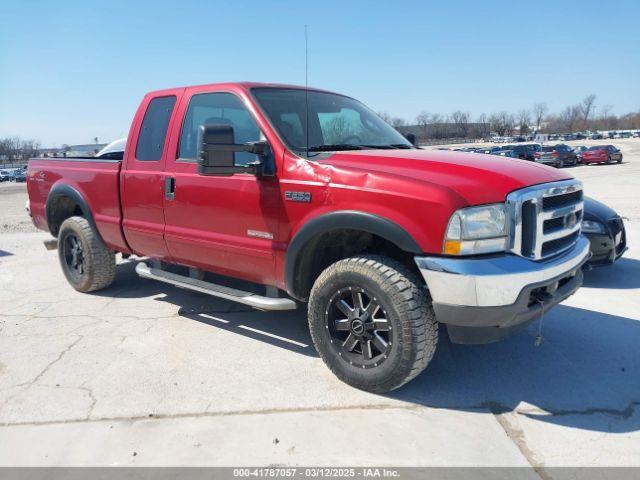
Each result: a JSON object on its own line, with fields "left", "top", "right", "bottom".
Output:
{"left": 251, "top": 88, "right": 412, "bottom": 154}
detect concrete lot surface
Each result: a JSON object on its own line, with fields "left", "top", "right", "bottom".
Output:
{"left": 0, "top": 139, "right": 639, "bottom": 468}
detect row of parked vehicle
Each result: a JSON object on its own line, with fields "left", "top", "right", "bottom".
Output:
{"left": 453, "top": 143, "right": 623, "bottom": 168}
{"left": 492, "top": 131, "right": 640, "bottom": 143}
{"left": 550, "top": 131, "right": 639, "bottom": 141}
{"left": 0, "top": 166, "right": 27, "bottom": 182}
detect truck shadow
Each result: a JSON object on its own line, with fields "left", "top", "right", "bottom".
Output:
{"left": 392, "top": 304, "right": 640, "bottom": 433}
{"left": 582, "top": 257, "right": 640, "bottom": 289}
{"left": 96, "top": 259, "right": 640, "bottom": 433}
{"left": 96, "top": 260, "right": 317, "bottom": 357}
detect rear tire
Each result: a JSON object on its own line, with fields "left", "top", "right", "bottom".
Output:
{"left": 57, "top": 216, "right": 116, "bottom": 293}
{"left": 308, "top": 255, "right": 438, "bottom": 393}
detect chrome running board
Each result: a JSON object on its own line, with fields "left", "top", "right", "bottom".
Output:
{"left": 135, "top": 262, "right": 297, "bottom": 311}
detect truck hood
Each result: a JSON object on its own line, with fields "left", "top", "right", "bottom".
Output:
{"left": 322, "top": 148, "right": 573, "bottom": 205}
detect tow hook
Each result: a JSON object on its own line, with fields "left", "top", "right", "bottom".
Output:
{"left": 532, "top": 290, "right": 553, "bottom": 347}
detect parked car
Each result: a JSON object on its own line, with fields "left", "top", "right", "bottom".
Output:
{"left": 589, "top": 133, "right": 603, "bottom": 140}
{"left": 572, "top": 146, "right": 588, "bottom": 163}
{"left": 499, "top": 143, "right": 541, "bottom": 161}
{"left": 620, "top": 132, "right": 632, "bottom": 139}
{"left": 581, "top": 145, "right": 623, "bottom": 164}
{"left": 536, "top": 144, "right": 578, "bottom": 167}
{"left": 26, "top": 82, "right": 590, "bottom": 392}
{"left": 0, "top": 169, "right": 12, "bottom": 181}
{"left": 471, "top": 147, "right": 501, "bottom": 154}
{"left": 582, "top": 197, "right": 627, "bottom": 267}
{"left": 494, "top": 149, "right": 517, "bottom": 158}
{"left": 10, "top": 169, "right": 26, "bottom": 182}
{"left": 95, "top": 138, "right": 127, "bottom": 160}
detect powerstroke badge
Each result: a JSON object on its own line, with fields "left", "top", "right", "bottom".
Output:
{"left": 285, "top": 191, "right": 312, "bottom": 203}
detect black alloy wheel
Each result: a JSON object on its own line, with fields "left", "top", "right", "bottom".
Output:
{"left": 63, "top": 233, "right": 85, "bottom": 282}
{"left": 325, "top": 287, "right": 392, "bottom": 369}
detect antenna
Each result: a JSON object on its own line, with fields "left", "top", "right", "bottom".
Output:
{"left": 304, "top": 24, "right": 309, "bottom": 158}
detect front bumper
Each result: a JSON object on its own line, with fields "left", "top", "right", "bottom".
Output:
{"left": 415, "top": 236, "right": 591, "bottom": 344}
{"left": 584, "top": 230, "right": 627, "bottom": 267}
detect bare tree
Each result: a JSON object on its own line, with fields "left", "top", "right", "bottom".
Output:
{"left": 599, "top": 104, "right": 613, "bottom": 129}
{"left": 390, "top": 117, "right": 407, "bottom": 128}
{"left": 0, "top": 137, "right": 41, "bottom": 165}
{"left": 560, "top": 105, "right": 582, "bottom": 133}
{"left": 580, "top": 94, "right": 596, "bottom": 128}
{"left": 415, "top": 111, "right": 430, "bottom": 139}
{"left": 475, "top": 113, "right": 489, "bottom": 138}
{"left": 517, "top": 109, "right": 531, "bottom": 135}
{"left": 20, "top": 140, "right": 40, "bottom": 160}
{"left": 377, "top": 112, "right": 392, "bottom": 123}
{"left": 533, "top": 102, "right": 548, "bottom": 131}
{"left": 489, "top": 112, "right": 513, "bottom": 136}
{"left": 451, "top": 111, "right": 470, "bottom": 138}
{"left": 325, "top": 117, "right": 353, "bottom": 143}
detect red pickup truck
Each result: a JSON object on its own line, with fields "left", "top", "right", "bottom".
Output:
{"left": 27, "top": 82, "right": 590, "bottom": 392}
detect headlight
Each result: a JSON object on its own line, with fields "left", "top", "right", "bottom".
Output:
{"left": 581, "top": 219, "right": 605, "bottom": 234}
{"left": 443, "top": 204, "right": 509, "bottom": 255}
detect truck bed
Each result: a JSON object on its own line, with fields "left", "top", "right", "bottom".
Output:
{"left": 27, "top": 157, "right": 129, "bottom": 252}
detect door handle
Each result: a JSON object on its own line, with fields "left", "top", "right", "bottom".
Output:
{"left": 165, "top": 177, "right": 175, "bottom": 200}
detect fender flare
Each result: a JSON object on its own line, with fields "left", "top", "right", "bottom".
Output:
{"left": 45, "top": 183, "right": 98, "bottom": 237}
{"left": 284, "top": 210, "right": 422, "bottom": 300}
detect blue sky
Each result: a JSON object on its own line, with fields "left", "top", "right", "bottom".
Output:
{"left": 1, "top": 0, "right": 639, "bottom": 146}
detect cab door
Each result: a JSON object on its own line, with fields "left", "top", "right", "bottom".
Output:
{"left": 162, "top": 89, "right": 282, "bottom": 285}
{"left": 121, "top": 92, "right": 181, "bottom": 258}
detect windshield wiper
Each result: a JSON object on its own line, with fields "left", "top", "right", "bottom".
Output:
{"left": 390, "top": 144, "right": 414, "bottom": 149}
{"left": 359, "top": 144, "right": 415, "bottom": 150}
{"left": 306, "top": 144, "right": 365, "bottom": 152}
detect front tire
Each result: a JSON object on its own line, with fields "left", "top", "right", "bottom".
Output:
{"left": 57, "top": 216, "right": 116, "bottom": 293}
{"left": 308, "top": 255, "right": 438, "bottom": 393}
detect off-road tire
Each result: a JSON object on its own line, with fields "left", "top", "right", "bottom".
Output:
{"left": 57, "top": 216, "right": 116, "bottom": 293}
{"left": 308, "top": 255, "right": 438, "bottom": 393}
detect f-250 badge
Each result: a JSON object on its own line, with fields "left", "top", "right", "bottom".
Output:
{"left": 285, "top": 191, "right": 311, "bottom": 203}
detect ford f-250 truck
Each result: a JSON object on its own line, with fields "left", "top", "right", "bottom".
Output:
{"left": 27, "top": 82, "right": 590, "bottom": 392}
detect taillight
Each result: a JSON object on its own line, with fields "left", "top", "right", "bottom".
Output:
{"left": 534, "top": 152, "right": 540, "bottom": 158}
{"left": 552, "top": 150, "right": 558, "bottom": 157}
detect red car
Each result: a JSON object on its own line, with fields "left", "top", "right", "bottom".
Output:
{"left": 26, "top": 82, "right": 590, "bottom": 392}
{"left": 581, "top": 145, "right": 623, "bottom": 164}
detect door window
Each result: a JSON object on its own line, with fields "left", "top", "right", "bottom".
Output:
{"left": 135, "top": 96, "right": 176, "bottom": 161}
{"left": 179, "top": 93, "right": 262, "bottom": 166}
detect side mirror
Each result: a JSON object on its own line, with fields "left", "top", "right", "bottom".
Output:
{"left": 404, "top": 133, "right": 417, "bottom": 145}
{"left": 197, "top": 124, "right": 271, "bottom": 176}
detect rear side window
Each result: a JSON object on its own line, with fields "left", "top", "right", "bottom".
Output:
{"left": 135, "top": 96, "right": 176, "bottom": 161}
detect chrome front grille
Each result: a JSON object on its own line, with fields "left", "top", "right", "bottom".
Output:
{"left": 507, "top": 180, "right": 584, "bottom": 260}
